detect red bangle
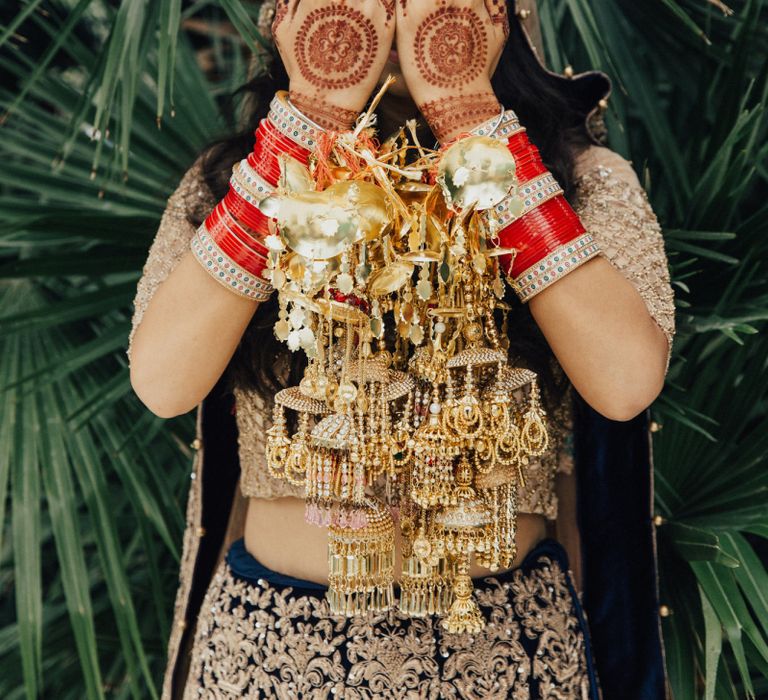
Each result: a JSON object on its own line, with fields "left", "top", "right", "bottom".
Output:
{"left": 207, "top": 219, "right": 269, "bottom": 274}
{"left": 207, "top": 200, "right": 255, "bottom": 244}
{"left": 207, "top": 202, "right": 269, "bottom": 259}
{"left": 202, "top": 217, "right": 269, "bottom": 277}
{"left": 496, "top": 197, "right": 585, "bottom": 277}
{"left": 253, "top": 130, "right": 309, "bottom": 167}
{"left": 249, "top": 142, "right": 307, "bottom": 186}
{"left": 259, "top": 118, "right": 311, "bottom": 161}
{"left": 223, "top": 188, "right": 271, "bottom": 238}
{"left": 506, "top": 132, "right": 548, "bottom": 181}
{"left": 248, "top": 119, "right": 311, "bottom": 186}
{"left": 247, "top": 150, "right": 282, "bottom": 188}
{"left": 191, "top": 226, "right": 273, "bottom": 300}
{"left": 253, "top": 120, "right": 310, "bottom": 166}
{"left": 208, "top": 203, "right": 268, "bottom": 257}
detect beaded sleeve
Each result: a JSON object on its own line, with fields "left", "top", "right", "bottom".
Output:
{"left": 571, "top": 146, "right": 676, "bottom": 372}
{"left": 127, "top": 157, "right": 218, "bottom": 360}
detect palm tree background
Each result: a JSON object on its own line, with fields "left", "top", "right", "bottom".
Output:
{"left": 0, "top": 0, "right": 766, "bottom": 698}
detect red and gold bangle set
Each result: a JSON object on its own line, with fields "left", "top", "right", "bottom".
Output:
{"left": 191, "top": 96, "right": 598, "bottom": 305}
{"left": 190, "top": 92, "right": 319, "bottom": 301}
{"left": 472, "top": 109, "right": 601, "bottom": 302}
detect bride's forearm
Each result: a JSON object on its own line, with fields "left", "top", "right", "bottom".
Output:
{"left": 529, "top": 256, "right": 668, "bottom": 421}
{"left": 130, "top": 252, "right": 259, "bottom": 418}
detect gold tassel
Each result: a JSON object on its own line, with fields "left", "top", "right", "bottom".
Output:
{"left": 327, "top": 499, "right": 395, "bottom": 615}
{"left": 441, "top": 556, "right": 484, "bottom": 634}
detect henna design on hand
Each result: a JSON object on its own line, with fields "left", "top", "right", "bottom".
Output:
{"left": 414, "top": 7, "right": 488, "bottom": 90}
{"left": 272, "top": 0, "right": 292, "bottom": 33}
{"left": 289, "top": 91, "right": 359, "bottom": 131}
{"left": 378, "top": 0, "right": 395, "bottom": 21}
{"left": 484, "top": 0, "right": 510, "bottom": 38}
{"left": 420, "top": 92, "right": 500, "bottom": 143}
{"left": 296, "top": 6, "right": 377, "bottom": 91}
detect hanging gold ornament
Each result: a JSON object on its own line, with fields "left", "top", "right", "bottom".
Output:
{"left": 327, "top": 498, "right": 396, "bottom": 615}
{"left": 400, "top": 550, "right": 455, "bottom": 617}
{"left": 434, "top": 498, "right": 493, "bottom": 634}
{"left": 260, "top": 83, "right": 551, "bottom": 625}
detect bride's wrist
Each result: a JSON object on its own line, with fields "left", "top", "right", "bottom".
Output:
{"left": 419, "top": 87, "right": 501, "bottom": 144}
{"left": 287, "top": 88, "right": 359, "bottom": 132}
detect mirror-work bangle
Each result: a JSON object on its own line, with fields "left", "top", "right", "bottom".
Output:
{"left": 190, "top": 225, "right": 273, "bottom": 302}
{"left": 488, "top": 172, "right": 563, "bottom": 231}
{"left": 268, "top": 90, "right": 326, "bottom": 152}
{"left": 232, "top": 158, "right": 274, "bottom": 202}
{"left": 509, "top": 234, "right": 601, "bottom": 302}
{"left": 471, "top": 108, "right": 525, "bottom": 141}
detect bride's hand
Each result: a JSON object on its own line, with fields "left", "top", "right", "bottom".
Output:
{"left": 394, "top": 0, "right": 509, "bottom": 143}
{"left": 272, "top": 0, "right": 396, "bottom": 130}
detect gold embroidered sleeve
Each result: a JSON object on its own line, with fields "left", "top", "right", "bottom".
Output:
{"left": 552, "top": 385, "right": 575, "bottom": 477}
{"left": 127, "top": 157, "right": 218, "bottom": 360}
{"left": 572, "top": 147, "right": 676, "bottom": 373}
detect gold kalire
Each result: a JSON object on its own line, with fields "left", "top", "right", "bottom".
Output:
{"left": 259, "top": 111, "right": 549, "bottom": 634}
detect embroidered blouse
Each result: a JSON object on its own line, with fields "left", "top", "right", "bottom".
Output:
{"left": 128, "top": 145, "right": 676, "bottom": 521}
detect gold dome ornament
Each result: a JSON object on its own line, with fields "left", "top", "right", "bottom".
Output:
{"left": 435, "top": 499, "right": 493, "bottom": 634}
{"left": 437, "top": 136, "right": 519, "bottom": 211}
{"left": 260, "top": 179, "right": 392, "bottom": 260}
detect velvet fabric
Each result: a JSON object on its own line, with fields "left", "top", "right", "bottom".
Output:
{"left": 213, "top": 537, "right": 601, "bottom": 700}
{"left": 573, "top": 393, "right": 668, "bottom": 700}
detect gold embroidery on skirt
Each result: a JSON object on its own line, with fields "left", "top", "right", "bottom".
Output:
{"left": 185, "top": 556, "right": 592, "bottom": 699}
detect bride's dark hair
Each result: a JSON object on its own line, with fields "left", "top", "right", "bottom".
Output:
{"left": 197, "top": 4, "right": 604, "bottom": 415}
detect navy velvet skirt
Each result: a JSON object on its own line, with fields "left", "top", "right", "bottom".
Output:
{"left": 185, "top": 537, "right": 600, "bottom": 699}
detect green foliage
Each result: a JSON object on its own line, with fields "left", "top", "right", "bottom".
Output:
{"left": 0, "top": 0, "right": 766, "bottom": 697}
{"left": 545, "top": 0, "right": 768, "bottom": 696}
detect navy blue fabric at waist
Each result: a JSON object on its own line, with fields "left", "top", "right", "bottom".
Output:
{"left": 225, "top": 535, "right": 571, "bottom": 593}
{"left": 226, "top": 537, "right": 328, "bottom": 590}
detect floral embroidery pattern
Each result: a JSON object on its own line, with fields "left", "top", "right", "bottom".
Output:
{"left": 185, "top": 555, "right": 594, "bottom": 699}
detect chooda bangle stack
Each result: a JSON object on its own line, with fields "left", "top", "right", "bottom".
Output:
{"left": 475, "top": 108, "right": 601, "bottom": 302}
{"left": 190, "top": 91, "right": 327, "bottom": 301}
